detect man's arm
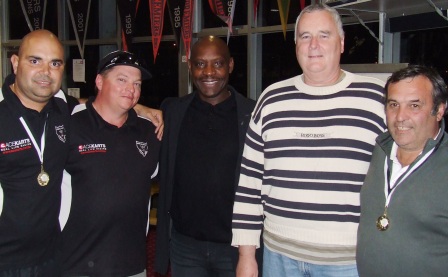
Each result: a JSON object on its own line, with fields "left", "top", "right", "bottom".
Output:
{"left": 236, "top": 245, "right": 258, "bottom": 277}
{"left": 134, "top": 104, "right": 164, "bottom": 141}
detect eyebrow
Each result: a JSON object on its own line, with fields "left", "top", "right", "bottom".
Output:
{"left": 298, "top": 30, "right": 331, "bottom": 36}
{"left": 386, "top": 99, "right": 422, "bottom": 104}
{"left": 27, "top": 55, "right": 64, "bottom": 64}
{"left": 117, "top": 73, "right": 142, "bottom": 81}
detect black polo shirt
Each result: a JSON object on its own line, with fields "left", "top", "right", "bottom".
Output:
{"left": 0, "top": 74, "right": 70, "bottom": 271}
{"left": 60, "top": 100, "right": 160, "bottom": 276}
{"left": 171, "top": 92, "right": 239, "bottom": 243}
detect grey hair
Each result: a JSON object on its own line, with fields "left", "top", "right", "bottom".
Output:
{"left": 294, "top": 4, "right": 345, "bottom": 44}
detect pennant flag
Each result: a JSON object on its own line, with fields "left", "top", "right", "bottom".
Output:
{"left": 300, "top": 0, "right": 306, "bottom": 10}
{"left": 67, "top": 0, "right": 91, "bottom": 59}
{"left": 254, "top": 0, "right": 260, "bottom": 22}
{"left": 149, "top": 0, "right": 167, "bottom": 62}
{"left": 181, "top": 0, "right": 194, "bottom": 59}
{"left": 208, "top": 0, "right": 235, "bottom": 41}
{"left": 117, "top": 0, "right": 139, "bottom": 51}
{"left": 208, "top": 0, "right": 236, "bottom": 29}
{"left": 19, "top": 0, "right": 47, "bottom": 31}
{"left": 227, "top": 1, "right": 236, "bottom": 42}
{"left": 208, "top": 0, "right": 229, "bottom": 24}
{"left": 167, "top": 0, "right": 185, "bottom": 48}
{"left": 277, "top": 0, "right": 290, "bottom": 39}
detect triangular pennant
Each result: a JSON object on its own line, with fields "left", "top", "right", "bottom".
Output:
{"left": 149, "top": 0, "right": 167, "bottom": 62}
{"left": 277, "top": 0, "right": 290, "bottom": 40}
{"left": 207, "top": 0, "right": 235, "bottom": 31}
{"left": 254, "top": 0, "right": 260, "bottom": 22}
{"left": 19, "top": 0, "right": 47, "bottom": 31}
{"left": 67, "top": 0, "right": 91, "bottom": 59}
{"left": 181, "top": 0, "right": 194, "bottom": 59}
{"left": 117, "top": 0, "right": 139, "bottom": 51}
{"left": 167, "top": 0, "right": 186, "bottom": 48}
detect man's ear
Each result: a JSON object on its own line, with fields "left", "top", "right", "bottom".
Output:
{"left": 95, "top": 74, "right": 103, "bottom": 93}
{"left": 228, "top": 57, "right": 235, "bottom": 74}
{"left": 11, "top": 55, "right": 19, "bottom": 74}
{"left": 436, "top": 102, "right": 446, "bottom": 121}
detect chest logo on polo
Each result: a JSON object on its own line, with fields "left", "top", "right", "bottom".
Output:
{"left": 136, "top": 141, "right": 148, "bottom": 157}
{"left": 78, "top": 143, "right": 107, "bottom": 154}
{"left": 55, "top": 125, "right": 67, "bottom": 143}
{"left": 0, "top": 138, "right": 32, "bottom": 155}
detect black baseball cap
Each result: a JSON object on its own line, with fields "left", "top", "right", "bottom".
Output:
{"left": 97, "top": 50, "right": 152, "bottom": 80}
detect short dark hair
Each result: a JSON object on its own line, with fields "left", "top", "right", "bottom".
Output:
{"left": 385, "top": 65, "right": 448, "bottom": 115}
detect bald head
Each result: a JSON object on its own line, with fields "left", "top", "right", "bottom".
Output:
{"left": 18, "top": 29, "right": 63, "bottom": 58}
{"left": 191, "top": 36, "right": 231, "bottom": 62}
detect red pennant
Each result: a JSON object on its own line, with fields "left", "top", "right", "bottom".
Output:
{"left": 300, "top": 0, "right": 305, "bottom": 10}
{"left": 207, "top": 0, "right": 234, "bottom": 31}
{"left": 181, "top": 0, "right": 194, "bottom": 59}
{"left": 149, "top": 0, "right": 167, "bottom": 63}
{"left": 254, "top": 0, "right": 259, "bottom": 22}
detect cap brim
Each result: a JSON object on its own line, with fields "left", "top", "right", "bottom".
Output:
{"left": 100, "top": 64, "right": 152, "bottom": 80}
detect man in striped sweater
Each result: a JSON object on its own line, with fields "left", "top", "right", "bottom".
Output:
{"left": 231, "top": 4, "right": 386, "bottom": 277}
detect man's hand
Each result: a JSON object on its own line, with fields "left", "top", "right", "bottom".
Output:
{"left": 134, "top": 104, "right": 164, "bottom": 140}
{"left": 236, "top": 245, "right": 258, "bottom": 277}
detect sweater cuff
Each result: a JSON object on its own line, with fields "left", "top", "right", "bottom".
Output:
{"left": 231, "top": 229, "right": 262, "bottom": 249}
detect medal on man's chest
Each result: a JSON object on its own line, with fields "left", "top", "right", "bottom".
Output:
{"left": 37, "top": 165, "right": 50, "bottom": 186}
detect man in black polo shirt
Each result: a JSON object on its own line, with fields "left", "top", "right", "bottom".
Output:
{"left": 154, "top": 36, "right": 262, "bottom": 276}
{"left": 0, "top": 29, "right": 69, "bottom": 276}
{"left": 59, "top": 51, "right": 161, "bottom": 277}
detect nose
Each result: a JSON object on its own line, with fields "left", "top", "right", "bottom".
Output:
{"left": 41, "top": 63, "right": 51, "bottom": 76}
{"left": 203, "top": 64, "right": 215, "bottom": 76}
{"left": 126, "top": 82, "right": 135, "bottom": 93}
{"left": 395, "top": 106, "right": 407, "bottom": 122}
{"left": 309, "top": 37, "right": 318, "bottom": 49}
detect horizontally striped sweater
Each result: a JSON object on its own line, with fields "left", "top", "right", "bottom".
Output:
{"left": 231, "top": 71, "right": 386, "bottom": 265}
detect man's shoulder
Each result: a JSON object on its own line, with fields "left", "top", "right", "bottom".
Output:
{"left": 265, "top": 75, "right": 299, "bottom": 92}
{"left": 232, "top": 88, "right": 256, "bottom": 108}
{"left": 161, "top": 93, "right": 194, "bottom": 111}
{"left": 347, "top": 71, "right": 386, "bottom": 87}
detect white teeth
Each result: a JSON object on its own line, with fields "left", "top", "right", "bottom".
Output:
{"left": 397, "top": 126, "right": 409, "bottom": 131}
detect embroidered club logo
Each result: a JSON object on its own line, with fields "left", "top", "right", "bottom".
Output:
{"left": 55, "top": 125, "right": 67, "bottom": 143}
{"left": 136, "top": 141, "right": 148, "bottom": 157}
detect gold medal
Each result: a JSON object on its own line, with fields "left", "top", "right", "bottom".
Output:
{"left": 376, "top": 214, "right": 390, "bottom": 231}
{"left": 37, "top": 165, "right": 50, "bottom": 186}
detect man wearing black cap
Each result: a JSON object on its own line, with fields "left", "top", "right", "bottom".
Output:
{"left": 59, "top": 50, "right": 160, "bottom": 277}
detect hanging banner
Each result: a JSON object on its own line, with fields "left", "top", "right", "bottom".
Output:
{"left": 117, "top": 0, "right": 139, "bottom": 51}
{"left": 166, "top": 0, "right": 185, "bottom": 47}
{"left": 149, "top": 0, "right": 167, "bottom": 63}
{"left": 67, "top": 0, "right": 91, "bottom": 59}
{"left": 207, "top": 0, "right": 235, "bottom": 41}
{"left": 277, "top": 0, "right": 290, "bottom": 39}
{"left": 254, "top": 0, "right": 259, "bottom": 22}
{"left": 208, "top": 0, "right": 229, "bottom": 24}
{"left": 19, "top": 0, "right": 47, "bottom": 31}
{"left": 181, "top": 0, "right": 194, "bottom": 59}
